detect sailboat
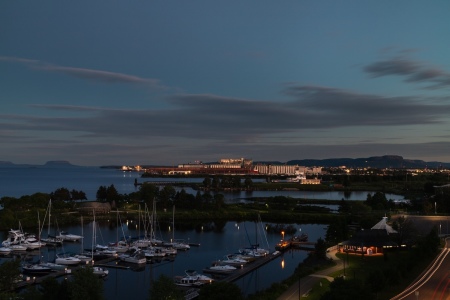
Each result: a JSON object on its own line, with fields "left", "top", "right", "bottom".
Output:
{"left": 238, "top": 215, "right": 270, "bottom": 257}
{"left": 74, "top": 216, "right": 93, "bottom": 264}
{"left": 107, "top": 210, "right": 129, "bottom": 253}
{"left": 89, "top": 213, "right": 109, "bottom": 277}
{"left": 40, "top": 200, "right": 63, "bottom": 246}
{"left": 162, "top": 205, "right": 190, "bottom": 250}
{"left": 22, "top": 212, "right": 53, "bottom": 275}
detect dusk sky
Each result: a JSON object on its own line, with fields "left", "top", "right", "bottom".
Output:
{"left": 2, "top": 1, "right": 450, "bottom": 166}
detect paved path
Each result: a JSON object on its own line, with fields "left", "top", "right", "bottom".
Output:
{"left": 277, "top": 249, "right": 344, "bottom": 300}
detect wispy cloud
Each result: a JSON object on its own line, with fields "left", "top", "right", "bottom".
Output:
{"left": 0, "top": 55, "right": 166, "bottom": 89}
{"left": 364, "top": 57, "right": 450, "bottom": 89}
{"left": 3, "top": 86, "right": 450, "bottom": 142}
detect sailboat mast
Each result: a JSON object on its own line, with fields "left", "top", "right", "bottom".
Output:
{"left": 172, "top": 205, "right": 175, "bottom": 242}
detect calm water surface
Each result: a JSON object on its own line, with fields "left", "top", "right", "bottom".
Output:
{"left": 0, "top": 166, "right": 405, "bottom": 202}
{"left": 1, "top": 221, "right": 326, "bottom": 299}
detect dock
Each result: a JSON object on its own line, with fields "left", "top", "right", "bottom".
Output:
{"left": 15, "top": 256, "right": 119, "bottom": 290}
{"left": 220, "top": 251, "right": 282, "bottom": 283}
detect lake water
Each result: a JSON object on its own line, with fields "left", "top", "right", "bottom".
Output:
{"left": 0, "top": 220, "right": 326, "bottom": 299}
{"left": 0, "top": 166, "right": 405, "bottom": 202}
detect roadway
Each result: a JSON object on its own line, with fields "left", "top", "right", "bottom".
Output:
{"left": 391, "top": 237, "right": 450, "bottom": 300}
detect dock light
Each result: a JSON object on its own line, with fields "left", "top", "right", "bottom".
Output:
{"left": 281, "top": 231, "right": 285, "bottom": 240}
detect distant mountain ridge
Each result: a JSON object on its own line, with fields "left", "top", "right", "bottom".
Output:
{"left": 1, "top": 155, "right": 450, "bottom": 169}
{"left": 283, "top": 155, "right": 450, "bottom": 169}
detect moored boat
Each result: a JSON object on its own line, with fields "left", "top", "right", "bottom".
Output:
{"left": 118, "top": 250, "right": 146, "bottom": 264}
{"left": 174, "top": 270, "right": 214, "bottom": 287}
{"left": 55, "top": 253, "right": 81, "bottom": 265}
{"left": 92, "top": 266, "right": 109, "bottom": 277}
{"left": 0, "top": 247, "right": 11, "bottom": 255}
{"left": 22, "top": 263, "right": 53, "bottom": 275}
{"left": 56, "top": 231, "right": 83, "bottom": 242}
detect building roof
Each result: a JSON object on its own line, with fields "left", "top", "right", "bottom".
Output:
{"left": 342, "top": 216, "right": 398, "bottom": 248}
{"left": 371, "top": 216, "right": 397, "bottom": 234}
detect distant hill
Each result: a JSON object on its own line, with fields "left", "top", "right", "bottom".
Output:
{"left": 44, "top": 160, "right": 75, "bottom": 167}
{"left": 284, "top": 155, "right": 450, "bottom": 169}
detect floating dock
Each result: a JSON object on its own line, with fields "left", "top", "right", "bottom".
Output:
{"left": 220, "top": 251, "right": 282, "bottom": 283}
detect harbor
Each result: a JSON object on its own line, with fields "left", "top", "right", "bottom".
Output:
{"left": 1, "top": 221, "right": 326, "bottom": 298}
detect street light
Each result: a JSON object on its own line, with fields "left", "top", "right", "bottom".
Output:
{"left": 281, "top": 231, "right": 285, "bottom": 241}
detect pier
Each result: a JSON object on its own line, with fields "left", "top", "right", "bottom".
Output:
{"left": 15, "top": 256, "right": 118, "bottom": 290}
{"left": 219, "top": 251, "right": 283, "bottom": 283}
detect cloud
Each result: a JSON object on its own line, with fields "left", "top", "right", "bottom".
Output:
{"left": 364, "top": 57, "right": 450, "bottom": 89}
{"left": 0, "top": 56, "right": 166, "bottom": 89}
{"left": 37, "top": 65, "right": 164, "bottom": 88}
{"left": 2, "top": 86, "right": 450, "bottom": 143}
{"left": 2, "top": 85, "right": 450, "bottom": 164}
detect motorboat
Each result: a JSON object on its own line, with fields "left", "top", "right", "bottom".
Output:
{"left": 92, "top": 266, "right": 109, "bottom": 277}
{"left": 155, "top": 246, "right": 177, "bottom": 256}
{"left": 216, "top": 254, "right": 248, "bottom": 267}
{"left": 163, "top": 240, "right": 190, "bottom": 251}
{"left": 56, "top": 231, "right": 83, "bottom": 242}
{"left": 55, "top": 253, "right": 81, "bottom": 265}
{"left": 174, "top": 270, "right": 214, "bottom": 287}
{"left": 6, "top": 243, "right": 28, "bottom": 252}
{"left": 205, "top": 264, "right": 237, "bottom": 274}
{"left": 118, "top": 250, "right": 146, "bottom": 264}
{"left": 142, "top": 247, "right": 166, "bottom": 260}
{"left": 38, "top": 261, "right": 66, "bottom": 271}
{"left": 41, "top": 236, "right": 63, "bottom": 247}
{"left": 0, "top": 247, "right": 11, "bottom": 255}
{"left": 22, "top": 263, "right": 53, "bottom": 275}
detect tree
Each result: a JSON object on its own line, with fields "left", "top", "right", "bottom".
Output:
{"left": 199, "top": 281, "right": 244, "bottom": 300}
{"left": 314, "top": 237, "right": 327, "bottom": 260}
{"left": 321, "top": 277, "right": 374, "bottom": 300}
{"left": 159, "top": 185, "right": 176, "bottom": 208}
{"left": 203, "top": 176, "right": 211, "bottom": 189}
{"left": 68, "top": 266, "right": 104, "bottom": 300}
{"left": 71, "top": 189, "right": 87, "bottom": 201}
{"left": 149, "top": 274, "right": 183, "bottom": 300}
{"left": 0, "top": 258, "right": 21, "bottom": 292}
{"left": 39, "top": 276, "right": 67, "bottom": 300}
{"left": 106, "top": 184, "right": 119, "bottom": 202}
{"left": 139, "top": 183, "right": 159, "bottom": 203}
{"left": 213, "top": 193, "right": 225, "bottom": 210}
{"left": 51, "top": 187, "right": 71, "bottom": 201}
{"left": 392, "top": 216, "right": 416, "bottom": 245}
{"left": 96, "top": 186, "right": 107, "bottom": 201}
{"left": 244, "top": 177, "right": 253, "bottom": 189}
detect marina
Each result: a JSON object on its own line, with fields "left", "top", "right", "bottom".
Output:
{"left": 1, "top": 221, "right": 327, "bottom": 298}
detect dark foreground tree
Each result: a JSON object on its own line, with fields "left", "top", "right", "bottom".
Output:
{"left": 0, "top": 258, "right": 21, "bottom": 292}
{"left": 198, "top": 281, "right": 244, "bottom": 300}
{"left": 68, "top": 266, "right": 104, "bottom": 300}
{"left": 321, "top": 277, "right": 374, "bottom": 300}
{"left": 149, "top": 274, "right": 183, "bottom": 300}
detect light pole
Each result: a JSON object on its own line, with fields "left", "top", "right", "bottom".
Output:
{"left": 298, "top": 275, "right": 301, "bottom": 300}
{"left": 281, "top": 231, "right": 285, "bottom": 241}
{"left": 435, "top": 202, "right": 437, "bottom": 215}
